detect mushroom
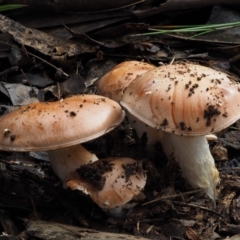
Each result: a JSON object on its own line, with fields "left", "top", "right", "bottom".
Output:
{"left": 121, "top": 62, "right": 240, "bottom": 199}
{"left": 66, "top": 157, "right": 147, "bottom": 217}
{"left": 98, "top": 60, "right": 215, "bottom": 145}
{"left": 0, "top": 95, "right": 125, "bottom": 181}
{"left": 98, "top": 61, "right": 155, "bottom": 102}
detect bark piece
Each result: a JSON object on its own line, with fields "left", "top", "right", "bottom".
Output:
{"left": 25, "top": 221, "right": 150, "bottom": 240}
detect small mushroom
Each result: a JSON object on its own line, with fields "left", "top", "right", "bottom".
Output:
{"left": 98, "top": 60, "right": 164, "bottom": 144}
{"left": 0, "top": 95, "right": 125, "bottom": 181}
{"left": 66, "top": 157, "right": 147, "bottom": 217}
{"left": 121, "top": 62, "right": 240, "bottom": 199}
{"left": 98, "top": 61, "right": 155, "bottom": 102}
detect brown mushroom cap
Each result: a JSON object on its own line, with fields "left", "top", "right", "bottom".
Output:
{"left": 98, "top": 61, "right": 155, "bottom": 102}
{"left": 121, "top": 62, "right": 240, "bottom": 136}
{"left": 0, "top": 95, "right": 125, "bottom": 151}
{"left": 66, "top": 157, "right": 147, "bottom": 209}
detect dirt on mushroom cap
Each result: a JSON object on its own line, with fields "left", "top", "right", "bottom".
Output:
{"left": 121, "top": 61, "right": 240, "bottom": 136}
{"left": 0, "top": 95, "right": 125, "bottom": 151}
{"left": 76, "top": 160, "right": 114, "bottom": 191}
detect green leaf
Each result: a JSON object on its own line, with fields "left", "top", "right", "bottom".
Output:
{"left": 0, "top": 4, "right": 27, "bottom": 12}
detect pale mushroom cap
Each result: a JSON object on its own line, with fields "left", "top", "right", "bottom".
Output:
{"left": 0, "top": 95, "right": 125, "bottom": 151}
{"left": 98, "top": 61, "right": 155, "bottom": 102}
{"left": 121, "top": 62, "right": 240, "bottom": 136}
{"left": 66, "top": 157, "right": 147, "bottom": 209}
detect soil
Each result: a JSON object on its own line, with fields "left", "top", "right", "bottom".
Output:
{"left": 76, "top": 160, "right": 113, "bottom": 190}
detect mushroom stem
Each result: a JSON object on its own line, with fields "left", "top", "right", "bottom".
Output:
{"left": 126, "top": 112, "right": 164, "bottom": 145}
{"left": 125, "top": 111, "right": 220, "bottom": 199}
{"left": 48, "top": 144, "right": 98, "bottom": 181}
{"left": 169, "top": 133, "right": 219, "bottom": 199}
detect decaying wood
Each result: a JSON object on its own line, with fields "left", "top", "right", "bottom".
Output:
{"left": 24, "top": 221, "right": 150, "bottom": 240}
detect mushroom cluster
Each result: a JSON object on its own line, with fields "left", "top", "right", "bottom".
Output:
{"left": 3, "top": 60, "right": 238, "bottom": 215}
{"left": 121, "top": 61, "right": 240, "bottom": 199}
{"left": 0, "top": 94, "right": 147, "bottom": 215}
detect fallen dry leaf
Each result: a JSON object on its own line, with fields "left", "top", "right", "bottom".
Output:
{"left": 0, "top": 14, "right": 97, "bottom": 57}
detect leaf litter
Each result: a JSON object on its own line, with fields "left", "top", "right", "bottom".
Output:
{"left": 1, "top": 3, "right": 240, "bottom": 240}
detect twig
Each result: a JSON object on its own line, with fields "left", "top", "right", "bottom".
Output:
{"left": 20, "top": 68, "right": 34, "bottom": 91}
{"left": 142, "top": 189, "right": 203, "bottom": 206}
{"left": 168, "top": 200, "right": 226, "bottom": 219}
{"left": 77, "top": 0, "right": 145, "bottom": 13}
{"left": 0, "top": 40, "right": 68, "bottom": 77}
{"left": 30, "top": 197, "right": 39, "bottom": 219}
